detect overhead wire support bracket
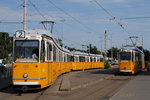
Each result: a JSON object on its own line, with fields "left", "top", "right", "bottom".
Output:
{"left": 129, "top": 36, "right": 138, "bottom": 47}
{"left": 41, "top": 21, "right": 55, "bottom": 33}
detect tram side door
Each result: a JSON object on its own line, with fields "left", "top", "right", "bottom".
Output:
{"left": 138, "top": 53, "right": 142, "bottom": 70}
{"left": 47, "top": 62, "right": 52, "bottom": 85}
{"left": 47, "top": 42, "right": 53, "bottom": 84}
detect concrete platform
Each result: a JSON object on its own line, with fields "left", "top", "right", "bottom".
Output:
{"left": 59, "top": 67, "right": 118, "bottom": 91}
{"left": 110, "top": 70, "right": 150, "bottom": 100}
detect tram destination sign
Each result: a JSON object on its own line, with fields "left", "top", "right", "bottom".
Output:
{"left": 15, "top": 31, "right": 25, "bottom": 38}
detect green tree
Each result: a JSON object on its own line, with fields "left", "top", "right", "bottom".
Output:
{"left": 55, "top": 39, "right": 102, "bottom": 55}
{"left": 88, "top": 44, "right": 101, "bottom": 54}
{"left": 107, "top": 47, "right": 119, "bottom": 59}
{"left": 0, "top": 32, "right": 13, "bottom": 61}
{"left": 105, "top": 60, "right": 111, "bottom": 69}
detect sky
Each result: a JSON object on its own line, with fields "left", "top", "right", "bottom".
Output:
{"left": 0, "top": 0, "right": 150, "bottom": 51}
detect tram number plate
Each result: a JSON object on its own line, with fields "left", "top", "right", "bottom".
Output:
{"left": 15, "top": 31, "right": 25, "bottom": 38}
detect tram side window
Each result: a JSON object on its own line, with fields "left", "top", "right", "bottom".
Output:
{"left": 59, "top": 51, "right": 63, "bottom": 62}
{"left": 86, "top": 57, "right": 89, "bottom": 62}
{"left": 59, "top": 51, "right": 61, "bottom": 62}
{"left": 100, "top": 58, "right": 103, "bottom": 62}
{"left": 60, "top": 52, "right": 63, "bottom": 62}
{"left": 76, "top": 57, "right": 79, "bottom": 62}
{"left": 53, "top": 45, "right": 56, "bottom": 61}
{"left": 67, "top": 55, "right": 71, "bottom": 62}
{"left": 87, "top": 57, "right": 89, "bottom": 62}
{"left": 132, "top": 52, "right": 134, "bottom": 62}
{"left": 138, "top": 53, "right": 142, "bottom": 62}
{"left": 65, "top": 54, "right": 67, "bottom": 62}
{"left": 67, "top": 55, "right": 69, "bottom": 62}
{"left": 90, "top": 57, "right": 93, "bottom": 62}
{"left": 74, "top": 56, "right": 78, "bottom": 62}
{"left": 97, "top": 58, "right": 99, "bottom": 62}
{"left": 71, "top": 56, "right": 74, "bottom": 62}
{"left": 56, "top": 49, "right": 59, "bottom": 62}
{"left": 64, "top": 53, "right": 66, "bottom": 62}
{"left": 41, "top": 40, "right": 45, "bottom": 62}
{"left": 94, "top": 57, "right": 96, "bottom": 62}
{"left": 99, "top": 58, "right": 101, "bottom": 62}
{"left": 135, "top": 53, "right": 138, "bottom": 62}
{"left": 79, "top": 56, "right": 85, "bottom": 62}
{"left": 47, "top": 43, "right": 52, "bottom": 61}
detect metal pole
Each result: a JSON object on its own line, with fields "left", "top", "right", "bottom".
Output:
{"left": 142, "top": 36, "right": 143, "bottom": 51}
{"left": 23, "top": 0, "right": 26, "bottom": 30}
{"left": 111, "top": 35, "right": 113, "bottom": 59}
{"left": 101, "top": 41, "right": 103, "bottom": 55}
{"left": 105, "top": 30, "right": 107, "bottom": 60}
{"left": 62, "top": 20, "right": 64, "bottom": 48}
{"left": 89, "top": 44, "right": 90, "bottom": 54}
{"left": 46, "top": 19, "right": 48, "bottom": 30}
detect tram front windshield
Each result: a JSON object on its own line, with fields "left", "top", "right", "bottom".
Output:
{"left": 14, "top": 40, "right": 39, "bottom": 62}
{"left": 120, "top": 52, "right": 131, "bottom": 62}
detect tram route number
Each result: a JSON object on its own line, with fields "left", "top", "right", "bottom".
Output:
{"left": 15, "top": 31, "right": 25, "bottom": 38}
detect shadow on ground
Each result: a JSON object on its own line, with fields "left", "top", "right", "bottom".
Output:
{"left": 0, "top": 85, "right": 49, "bottom": 96}
{"left": 138, "top": 69, "right": 150, "bottom": 76}
{"left": 89, "top": 67, "right": 119, "bottom": 75}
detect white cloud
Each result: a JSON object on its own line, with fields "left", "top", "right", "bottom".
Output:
{"left": 0, "top": 7, "right": 22, "bottom": 21}
{"left": 0, "top": 6, "right": 81, "bottom": 24}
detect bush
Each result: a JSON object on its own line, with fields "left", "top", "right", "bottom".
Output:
{"left": 104, "top": 60, "right": 111, "bottom": 69}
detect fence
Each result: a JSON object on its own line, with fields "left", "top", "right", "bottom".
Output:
{"left": 0, "top": 64, "right": 12, "bottom": 90}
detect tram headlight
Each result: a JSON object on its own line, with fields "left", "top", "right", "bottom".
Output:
{"left": 23, "top": 73, "right": 28, "bottom": 78}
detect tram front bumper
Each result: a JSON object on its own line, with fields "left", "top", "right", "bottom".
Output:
{"left": 13, "top": 81, "right": 39, "bottom": 85}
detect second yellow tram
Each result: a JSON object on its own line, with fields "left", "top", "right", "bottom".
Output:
{"left": 118, "top": 45, "right": 145, "bottom": 74}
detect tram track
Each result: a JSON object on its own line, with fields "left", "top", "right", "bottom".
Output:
{"left": 59, "top": 75, "right": 135, "bottom": 100}
{"left": 0, "top": 68, "right": 136, "bottom": 100}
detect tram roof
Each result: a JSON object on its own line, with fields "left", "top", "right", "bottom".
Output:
{"left": 71, "top": 51, "right": 103, "bottom": 57}
{"left": 71, "top": 51, "right": 89, "bottom": 56}
{"left": 14, "top": 29, "right": 104, "bottom": 56}
{"left": 25, "top": 29, "right": 52, "bottom": 37}
{"left": 120, "top": 45, "right": 143, "bottom": 54}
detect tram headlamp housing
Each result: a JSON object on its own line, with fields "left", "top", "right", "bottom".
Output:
{"left": 23, "top": 73, "right": 28, "bottom": 78}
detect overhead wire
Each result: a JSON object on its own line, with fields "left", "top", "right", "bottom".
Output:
{"left": 93, "top": 0, "right": 131, "bottom": 35}
{"left": 24, "top": 0, "right": 104, "bottom": 48}
{"left": 120, "top": 16, "right": 150, "bottom": 20}
{"left": 28, "top": 0, "right": 47, "bottom": 20}
{"left": 28, "top": 0, "right": 96, "bottom": 35}
{"left": 27, "top": 0, "right": 91, "bottom": 48}
{"left": 46, "top": 0, "right": 98, "bottom": 34}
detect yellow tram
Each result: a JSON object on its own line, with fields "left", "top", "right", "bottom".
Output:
{"left": 12, "top": 29, "right": 104, "bottom": 91}
{"left": 118, "top": 45, "right": 145, "bottom": 74}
